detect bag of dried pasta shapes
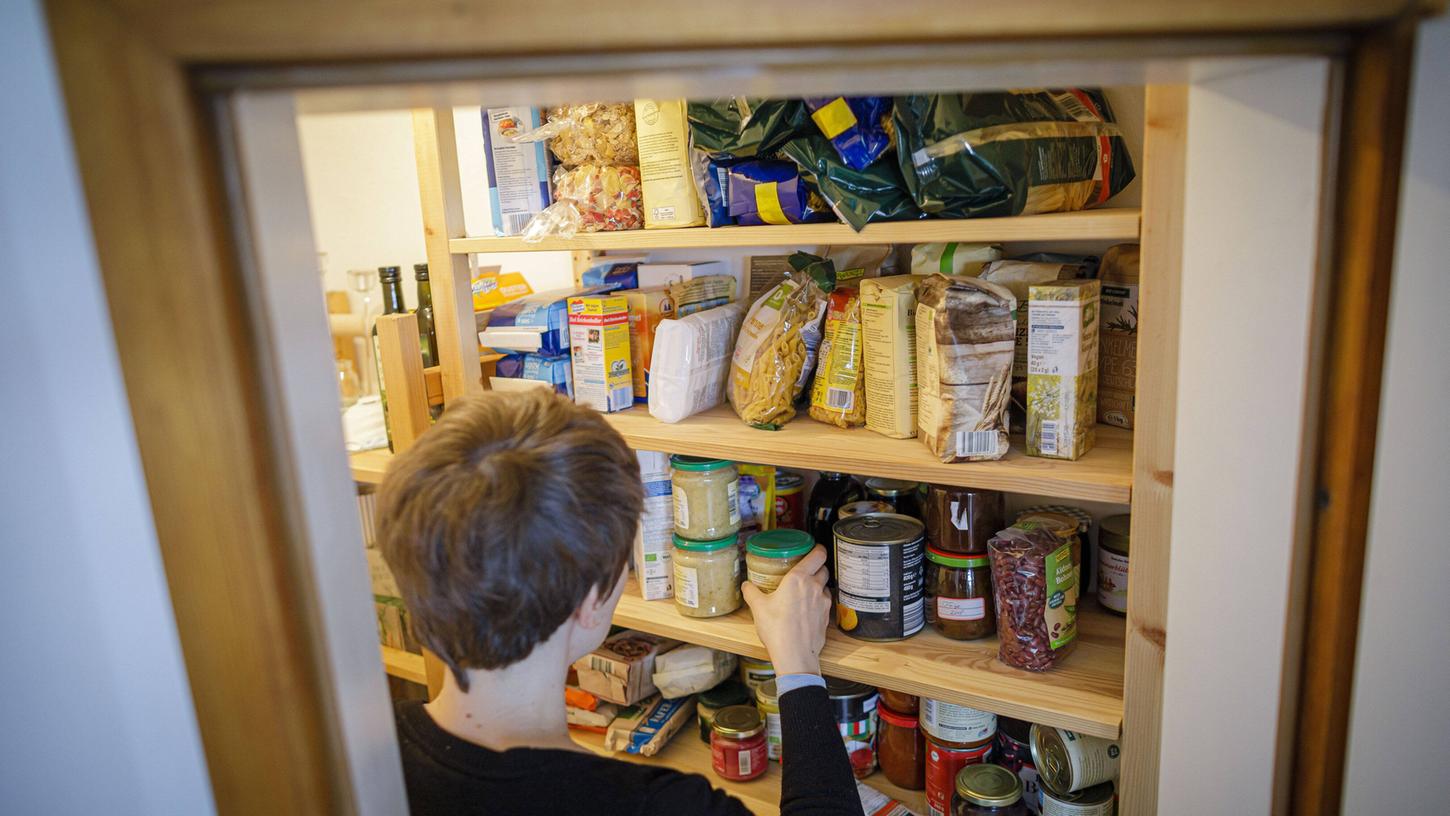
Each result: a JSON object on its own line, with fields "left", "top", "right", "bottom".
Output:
{"left": 914, "top": 274, "right": 1016, "bottom": 462}
{"left": 728, "top": 253, "right": 833, "bottom": 429}
{"left": 807, "top": 284, "right": 866, "bottom": 428}
{"left": 514, "top": 103, "right": 644, "bottom": 240}
{"left": 988, "top": 524, "right": 1078, "bottom": 671}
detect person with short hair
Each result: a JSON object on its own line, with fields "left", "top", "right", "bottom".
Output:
{"left": 378, "top": 390, "right": 860, "bottom": 815}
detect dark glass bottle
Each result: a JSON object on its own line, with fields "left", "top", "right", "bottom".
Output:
{"left": 808, "top": 472, "right": 864, "bottom": 585}
{"left": 413, "top": 263, "right": 439, "bottom": 368}
{"left": 372, "top": 266, "right": 406, "bottom": 450}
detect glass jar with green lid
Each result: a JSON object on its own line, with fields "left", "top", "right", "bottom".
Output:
{"left": 671, "top": 456, "right": 741, "bottom": 540}
{"left": 925, "top": 546, "right": 995, "bottom": 640}
{"left": 953, "top": 763, "right": 1027, "bottom": 816}
{"left": 746, "top": 529, "right": 815, "bottom": 593}
{"left": 671, "top": 533, "right": 741, "bottom": 618}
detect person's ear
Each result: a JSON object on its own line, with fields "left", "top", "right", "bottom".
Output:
{"left": 575, "top": 584, "right": 607, "bottom": 629}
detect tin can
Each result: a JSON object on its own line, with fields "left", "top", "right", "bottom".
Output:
{"left": 738, "top": 655, "right": 775, "bottom": 694}
{"left": 838, "top": 500, "right": 895, "bottom": 520}
{"left": 827, "top": 677, "right": 880, "bottom": 779}
{"left": 1097, "top": 515, "right": 1130, "bottom": 615}
{"left": 1030, "top": 725, "right": 1121, "bottom": 795}
{"left": 865, "top": 477, "right": 922, "bottom": 519}
{"left": 924, "top": 486, "right": 1004, "bottom": 554}
{"left": 1040, "top": 781, "right": 1115, "bottom": 815}
{"left": 773, "top": 471, "right": 806, "bottom": 530}
{"left": 921, "top": 699, "right": 997, "bottom": 745}
{"left": 924, "top": 735, "right": 993, "bottom": 816}
{"left": 833, "top": 513, "right": 926, "bottom": 641}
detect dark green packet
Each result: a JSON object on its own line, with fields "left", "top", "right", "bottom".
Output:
{"left": 781, "top": 135, "right": 925, "bottom": 232}
{"left": 687, "top": 98, "right": 810, "bottom": 160}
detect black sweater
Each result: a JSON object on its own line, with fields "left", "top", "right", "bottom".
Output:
{"left": 394, "top": 685, "right": 862, "bottom": 815}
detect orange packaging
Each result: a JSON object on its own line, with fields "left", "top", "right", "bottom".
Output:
{"left": 623, "top": 287, "right": 675, "bottom": 403}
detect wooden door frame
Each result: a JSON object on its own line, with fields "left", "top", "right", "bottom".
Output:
{"left": 41, "top": 1, "right": 1430, "bottom": 812}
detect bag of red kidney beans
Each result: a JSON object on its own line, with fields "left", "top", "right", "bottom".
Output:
{"left": 988, "top": 525, "right": 1079, "bottom": 671}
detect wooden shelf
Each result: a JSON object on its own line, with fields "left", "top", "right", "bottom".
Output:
{"left": 450, "top": 208, "right": 1140, "bottom": 253}
{"left": 350, "top": 448, "right": 392, "bottom": 485}
{"left": 572, "top": 724, "right": 926, "bottom": 816}
{"left": 614, "top": 577, "right": 1125, "bottom": 739}
{"left": 606, "top": 405, "right": 1133, "bottom": 504}
{"left": 380, "top": 644, "right": 427, "bottom": 686}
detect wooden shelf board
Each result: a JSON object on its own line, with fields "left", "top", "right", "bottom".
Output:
{"left": 606, "top": 405, "right": 1133, "bottom": 504}
{"left": 450, "top": 209, "right": 1141, "bottom": 253}
{"left": 614, "top": 577, "right": 1125, "bottom": 739}
{"left": 350, "top": 448, "right": 392, "bottom": 485}
{"left": 380, "top": 644, "right": 428, "bottom": 686}
{"left": 572, "top": 724, "right": 926, "bottom": 816}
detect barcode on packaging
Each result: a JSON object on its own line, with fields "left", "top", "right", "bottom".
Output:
{"left": 504, "top": 212, "right": 533, "bottom": 234}
{"left": 1040, "top": 420, "right": 1059, "bottom": 455}
{"left": 956, "top": 430, "right": 997, "bottom": 457}
{"left": 826, "top": 387, "right": 855, "bottom": 410}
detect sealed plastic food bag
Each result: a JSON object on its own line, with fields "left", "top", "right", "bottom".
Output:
{"left": 803, "top": 96, "right": 892, "bottom": 170}
{"left": 781, "top": 135, "right": 922, "bottom": 231}
{"left": 914, "top": 274, "right": 1016, "bottom": 462}
{"left": 989, "top": 525, "right": 1078, "bottom": 672}
{"left": 648, "top": 303, "right": 745, "bottom": 424}
{"left": 687, "top": 98, "right": 809, "bottom": 160}
{"left": 808, "top": 286, "right": 866, "bottom": 428}
{"left": 524, "top": 164, "right": 643, "bottom": 240}
{"left": 726, "top": 160, "right": 824, "bottom": 226}
{"left": 910, "top": 243, "right": 1004, "bottom": 278}
{"left": 728, "top": 254, "right": 833, "bottom": 429}
{"left": 894, "top": 89, "right": 1136, "bottom": 218}
{"left": 512, "top": 102, "right": 639, "bottom": 166}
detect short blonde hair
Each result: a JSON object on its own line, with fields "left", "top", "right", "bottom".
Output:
{"left": 377, "top": 390, "right": 641, "bottom": 689}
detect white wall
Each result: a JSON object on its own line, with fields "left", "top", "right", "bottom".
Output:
{"left": 0, "top": 2, "right": 214, "bottom": 814}
{"left": 1342, "top": 19, "right": 1450, "bottom": 814}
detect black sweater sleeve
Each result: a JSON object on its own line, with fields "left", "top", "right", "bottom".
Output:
{"left": 777, "top": 685, "right": 863, "bottom": 816}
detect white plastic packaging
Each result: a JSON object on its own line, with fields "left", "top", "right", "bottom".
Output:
{"left": 651, "top": 645, "right": 737, "bottom": 699}
{"left": 647, "top": 303, "right": 745, "bottom": 423}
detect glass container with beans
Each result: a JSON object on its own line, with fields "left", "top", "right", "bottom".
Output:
{"left": 671, "top": 456, "right": 741, "bottom": 540}
{"left": 672, "top": 533, "right": 742, "bottom": 618}
{"left": 926, "top": 546, "right": 995, "bottom": 640}
{"left": 878, "top": 704, "right": 927, "bottom": 790}
{"left": 745, "top": 529, "right": 814, "bottom": 593}
{"left": 924, "top": 486, "right": 1004, "bottom": 554}
{"left": 710, "top": 705, "right": 767, "bottom": 781}
{"left": 953, "top": 764, "right": 1027, "bottom": 816}
{"left": 989, "top": 526, "right": 1078, "bottom": 672}
{"left": 865, "top": 477, "right": 922, "bottom": 519}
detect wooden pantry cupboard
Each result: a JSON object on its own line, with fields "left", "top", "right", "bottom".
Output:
{"left": 45, "top": 3, "right": 1439, "bottom": 815}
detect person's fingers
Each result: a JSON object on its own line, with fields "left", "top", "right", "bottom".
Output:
{"left": 793, "top": 545, "right": 828, "bottom": 574}
{"left": 741, "top": 580, "right": 764, "bottom": 612}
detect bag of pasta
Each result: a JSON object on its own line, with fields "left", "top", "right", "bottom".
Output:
{"left": 808, "top": 285, "right": 866, "bottom": 428}
{"left": 728, "top": 253, "right": 833, "bottom": 429}
{"left": 512, "top": 102, "right": 639, "bottom": 166}
{"left": 915, "top": 274, "right": 1016, "bottom": 463}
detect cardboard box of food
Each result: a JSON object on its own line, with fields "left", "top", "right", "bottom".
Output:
{"left": 860, "top": 274, "right": 928, "bottom": 439}
{"left": 1097, "top": 244, "right": 1139, "bottom": 429}
{"left": 572, "top": 630, "right": 681, "bottom": 706}
{"left": 482, "top": 108, "right": 552, "bottom": 237}
{"left": 567, "top": 294, "right": 633, "bottom": 412}
{"left": 637, "top": 261, "right": 740, "bottom": 298}
{"left": 1027, "top": 279, "right": 1101, "bottom": 460}
{"left": 471, "top": 266, "right": 534, "bottom": 312}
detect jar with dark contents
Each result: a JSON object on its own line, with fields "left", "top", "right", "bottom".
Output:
{"left": 697, "top": 680, "right": 751, "bottom": 742}
{"left": 953, "top": 764, "right": 1027, "bottom": 816}
{"left": 865, "top": 477, "right": 922, "bottom": 519}
{"left": 826, "top": 677, "right": 880, "bottom": 779}
{"left": 878, "top": 688, "right": 919, "bottom": 716}
{"left": 992, "top": 716, "right": 1039, "bottom": 808}
{"left": 926, "top": 547, "right": 995, "bottom": 640}
{"left": 877, "top": 704, "right": 927, "bottom": 790}
{"left": 710, "top": 705, "right": 767, "bottom": 781}
{"left": 924, "top": 486, "right": 1003, "bottom": 554}
{"left": 808, "top": 472, "right": 865, "bottom": 584}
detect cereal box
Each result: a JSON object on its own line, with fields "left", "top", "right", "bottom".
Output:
{"left": 568, "top": 294, "right": 634, "bottom": 412}
{"left": 860, "top": 275, "right": 927, "bottom": 439}
{"left": 1027, "top": 279, "right": 1100, "bottom": 460}
{"left": 482, "top": 107, "right": 552, "bottom": 236}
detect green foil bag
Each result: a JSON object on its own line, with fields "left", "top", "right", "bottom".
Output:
{"left": 781, "top": 135, "right": 924, "bottom": 232}
{"left": 686, "top": 98, "right": 810, "bottom": 160}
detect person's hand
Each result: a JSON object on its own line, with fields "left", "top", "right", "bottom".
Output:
{"left": 742, "top": 545, "right": 832, "bottom": 676}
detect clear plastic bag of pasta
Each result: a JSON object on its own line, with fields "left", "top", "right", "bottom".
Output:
{"left": 728, "top": 254, "right": 833, "bottom": 429}
{"left": 511, "top": 102, "right": 639, "bottom": 166}
{"left": 523, "top": 164, "right": 643, "bottom": 241}
{"left": 808, "top": 285, "right": 866, "bottom": 428}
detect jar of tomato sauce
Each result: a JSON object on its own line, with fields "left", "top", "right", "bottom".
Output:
{"left": 925, "top": 732, "right": 995, "bottom": 816}
{"left": 877, "top": 705, "right": 926, "bottom": 790}
{"left": 711, "top": 705, "right": 767, "bottom": 782}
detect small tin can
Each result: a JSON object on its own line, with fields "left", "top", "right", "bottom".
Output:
{"left": 773, "top": 471, "right": 806, "bottom": 530}
{"left": 1097, "top": 514, "right": 1130, "bottom": 615}
{"left": 1040, "top": 781, "right": 1115, "bottom": 816}
{"left": 921, "top": 699, "right": 997, "bottom": 746}
{"left": 865, "top": 477, "right": 922, "bottom": 519}
{"left": 1030, "top": 725, "right": 1121, "bottom": 795}
{"left": 827, "top": 677, "right": 881, "bottom": 779}
{"left": 838, "top": 500, "right": 895, "bottom": 520}
{"left": 833, "top": 513, "right": 926, "bottom": 641}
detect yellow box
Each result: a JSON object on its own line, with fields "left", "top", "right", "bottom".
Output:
{"left": 471, "top": 266, "right": 534, "bottom": 311}
{"left": 568, "top": 294, "right": 634, "bottom": 412}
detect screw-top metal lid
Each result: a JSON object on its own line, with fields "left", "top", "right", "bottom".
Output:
{"left": 413, "top": 263, "right": 429, "bottom": 280}
{"left": 838, "top": 500, "right": 895, "bottom": 520}
{"left": 711, "top": 705, "right": 764, "bottom": 738}
{"left": 775, "top": 471, "right": 804, "bottom": 490}
{"left": 864, "top": 477, "right": 920, "bottom": 496}
{"left": 1014, "top": 511, "right": 1078, "bottom": 540}
{"left": 747, "top": 529, "right": 814, "bottom": 559}
{"left": 377, "top": 265, "right": 401, "bottom": 282}
{"left": 954, "top": 763, "right": 1023, "bottom": 806}
{"left": 834, "top": 513, "right": 924, "bottom": 546}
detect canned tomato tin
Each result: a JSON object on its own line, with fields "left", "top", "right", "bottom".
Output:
{"left": 773, "top": 472, "right": 806, "bottom": 530}
{"left": 923, "top": 734, "right": 993, "bottom": 816}
{"left": 1040, "top": 781, "right": 1115, "bottom": 815}
{"left": 826, "top": 677, "right": 880, "bottom": 779}
{"left": 838, "top": 500, "right": 895, "bottom": 520}
{"left": 920, "top": 699, "right": 997, "bottom": 745}
{"left": 1030, "top": 725, "right": 1121, "bottom": 795}
{"left": 833, "top": 513, "right": 926, "bottom": 641}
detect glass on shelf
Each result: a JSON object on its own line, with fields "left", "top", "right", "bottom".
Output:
{"left": 347, "top": 267, "right": 379, "bottom": 396}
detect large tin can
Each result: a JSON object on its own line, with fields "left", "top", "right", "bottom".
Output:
{"left": 1040, "top": 781, "right": 1115, "bottom": 815}
{"left": 1030, "top": 725, "right": 1121, "bottom": 795}
{"left": 833, "top": 513, "right": 926, "bottom": 641}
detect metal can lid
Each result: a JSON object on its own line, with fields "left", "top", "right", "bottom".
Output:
{"left": 672, "top": 532, "right": 738, "bottom": 552}
{"left": 711, "top": 705, "right": 764, "bottom": 738}
{"left": 837, "top": 500, "right": 894, "bottom": 519}
{"left": 825, "top": 676, "right": 876, "bottom": 700}
{"left": 746, "top": 529, "right": 814, "bottom": 559}
{"left": 864, "top": 477, "right": 920, "bottom": 496}
{"left": 834, "top": 513, "right": 925, "bottom": 546}
{"left": 1030, "top": 724, "right": 1073, "bottom": 794}
{"left": 775, "top": 471, "right": 805, "bottom": 491}
{"left": 698, "top": 680, "right": 751, "bottom": 709}
{"left": 670, "top": 455, "right": 733, "bottom": 472}
{"left": 1043, "top": 780, "right": 1116, "bottom": 806}
{"left": 926, "top": 546, "right": 989, "bottom": 569}
{"left": 954, "top": 763, "right": 1022, "bottom": 806}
